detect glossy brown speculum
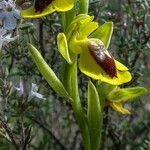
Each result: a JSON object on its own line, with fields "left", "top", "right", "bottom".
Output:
{"left": 88, "top": 41, "right": 117, "bottom": 78}
{"left": 34, "top": 0, "right": 54, "bottom": 12}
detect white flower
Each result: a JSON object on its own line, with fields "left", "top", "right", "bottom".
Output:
{"left": 0, "top": 0, "right": 16, "bottom": 10}
{"left": 0, "top": 0, "right": 21, "bottom": 30}
{"left": 28, "top": 83, "right": 46, "bottom": 101}
{"left": 0, "top": 28, "right": 18, "bottom": 49}
{"left": 14, "top": 82, "right": 46, "bottom": 101}
{"left": 14, "top": 81, "right": 24, "bottom": 97}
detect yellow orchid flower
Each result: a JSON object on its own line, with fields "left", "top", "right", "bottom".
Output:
{"left": 57, "top": 14, "right": 132, "bottom": 85}
{"left": 21, "top": 0, "right": 74, "bottom": 18}
{"left": 79, "top": 39, "right": 131, "bottom": 85}
{"left": 106, "top": 86, "right": 147, "bottom": 114}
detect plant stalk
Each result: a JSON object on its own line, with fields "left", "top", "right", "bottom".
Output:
{"left": 78, "top": 0, "right": 89, "bottom": 14}
{"left": 60, "top": 0, "right": 91, "bottom": 149}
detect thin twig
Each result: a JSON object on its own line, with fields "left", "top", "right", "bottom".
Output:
{"left": 0, "top": 117, "right": 19, "bottom": 150}
{"left": 19, "top": 96, "right": 25, "bottom": 150}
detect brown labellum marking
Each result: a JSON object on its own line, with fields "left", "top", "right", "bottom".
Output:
{"left": 34, "top": 0, "right": 54, "bottom": 12}
{"left": 88, "top": 42, "right": 117, "bottom": 78}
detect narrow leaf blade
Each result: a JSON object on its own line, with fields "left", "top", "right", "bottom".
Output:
{"left": 88, "top": 81, "right": 103, "bottom": 150}
{"left": 28, "top": 44, "right": 70, "bottom": 99}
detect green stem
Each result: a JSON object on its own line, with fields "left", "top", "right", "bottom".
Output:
{"left": 61, "top": 1, "right": 76, "bottom": 32}
{"left": 78, "top": 0, "right": 89, "bottom": 14}
{"left": 61, "top": 61, "right": 91, "bottom": 150}
{"left": 60, "top": 0, "right": 91, "bottom": 149}
{"left": 71, "top": 100, "right": 91, "bottom": 150}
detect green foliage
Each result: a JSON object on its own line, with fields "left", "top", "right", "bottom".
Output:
{"left": 87, "top": 81, "right": 103, "bottom": 150}
{"left": 28, "top": 44, "right": 70, "bottom": 99}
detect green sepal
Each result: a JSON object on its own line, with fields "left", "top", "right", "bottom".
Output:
{"left": 90, "top": 22, "right": 113, "bottom": 48}
{"left": 108, "top": 87, "right": 147, "bottom": 102}
{"left": 97, "top": 82, "right": 116, "bottom": 99}
{"left": 28, "top": 44, "right": 70, "bottom": 99}
{"left": 87, "top": 81, "right": 103, "bottom": 150}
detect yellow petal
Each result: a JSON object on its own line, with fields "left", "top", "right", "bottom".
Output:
{"left": 68, "top": 15, "right": 94, "bottom": 30}
{"left": 79, "top": 21, "right": 98, "bottom": 39}
{"left": 57, "top": 33, "right": 72, "bottom": 64}
{"left": 57, "top": 33, "right": 77, "bottom": 63}
{"left": 53, "top": 0, "right": 74, "bottom": 11}
{"left": 109, "top": 102, "right": 131, "bottom": 115}
{"left": 101, "top": 69, "right": 132, "bottom": 85}
{"left": 67, "top": 15, "right": 97, "bottom": 40}
{"left": 21, "top": 0, "right": 73, "bottom": 18}
{"left": 69, "top": 31, "right": 85, "bottom": 54}
{"left": 79, "top": 42, "right": 132, "bottom": 85}
{"left": 21, "top": 5, "right": 55, "bottom": 18}
{"left": 115, "top": 60, "right": 128, "bottom": 71}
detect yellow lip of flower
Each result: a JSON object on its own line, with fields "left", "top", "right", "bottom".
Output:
{"left": 79, "top": 39, "right": 132, "bottom": 85}
{"left": 20, "top": 0, "right": 74, "bottom": 18}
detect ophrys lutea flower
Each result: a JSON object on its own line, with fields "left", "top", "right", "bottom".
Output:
{"left": 97, "top": 82, "right": 147, "bottom": 115}
{"left": 57, "top": 14, "right": 132, "bottom": 85}
{"left": 107, "top": 86, "right": 147, "bottom": 114}
{"left": 21, "top": 0, "right": 74, "bottom": 18}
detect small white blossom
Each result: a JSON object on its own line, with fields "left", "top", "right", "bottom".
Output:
{"left": 28, "top": 83, "right": 46, "bottom": 101}
{"left": 0, "top": 0, "right": 21, "bottom": 30}
{"left": 0, "top": 28, "right": 18, "bottom": 49}
{"left": 14, "top": 82, "right": 46, "bottom": 101}
{"left": 14, "top": 81, "right": 24, "bottom": 97}
{"left": 0, "top": 0, "right": 16, "bottom": 9}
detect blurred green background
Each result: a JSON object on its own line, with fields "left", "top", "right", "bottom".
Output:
{"left": 0, "top": 0, "right": 149, "bottom": 149}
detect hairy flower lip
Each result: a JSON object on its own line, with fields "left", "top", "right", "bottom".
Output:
{"left": 87, "top": 40, "right": 117, "bottom": 78}
{"left": 34, "top": 0, "right": 54, "bottom": 12}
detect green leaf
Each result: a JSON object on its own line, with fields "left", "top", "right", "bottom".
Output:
{"left": 108, "top": 87, "right": 147, "bottom": 102}
{"left": 90, "top": 22, "right": 113, "bottom": 48}
{"left": 57, "top": 33, "right": 72, "bottom": 64}
{"left": 28, "top": 44, "right": 70, "bottom": 99}
{"left": 87, "top": 81, "right": 103, "bottom": 150}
